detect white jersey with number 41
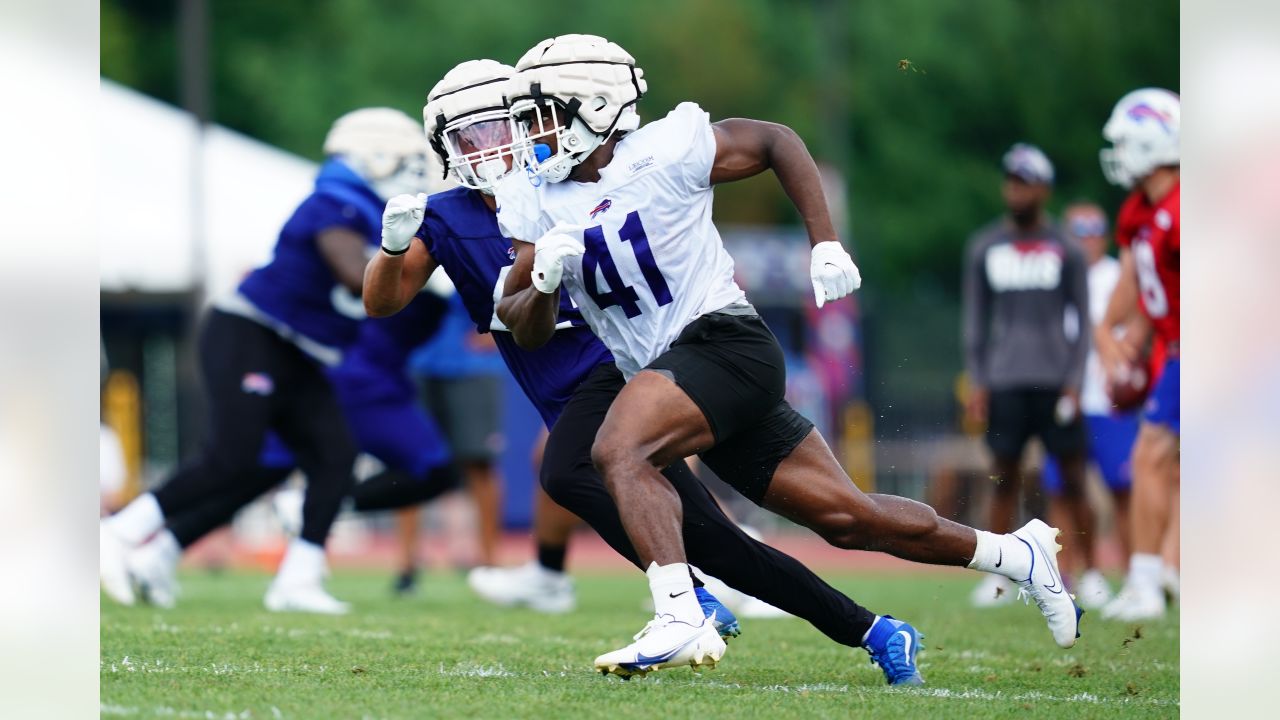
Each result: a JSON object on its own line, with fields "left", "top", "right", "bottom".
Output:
{"left": 495, "top": 102, "right": 746, "bottom": 379}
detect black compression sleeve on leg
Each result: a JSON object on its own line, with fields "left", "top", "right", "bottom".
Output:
{"left": 166, "top": 467, "right": 293, "bottom": 548}
{"left": 665, "top": 461, "right": 878, "bottom": 647}
{"left": 350, "top": 464, "right": 461, "bottom": 513}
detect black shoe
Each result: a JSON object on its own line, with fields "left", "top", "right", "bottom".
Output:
{"left": 392, "top": 569, "right": 418, "bottom": 596}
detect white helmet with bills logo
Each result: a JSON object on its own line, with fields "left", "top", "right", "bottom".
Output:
{"left": 1100, "top": 88, "right": 1180, "bottom": 189}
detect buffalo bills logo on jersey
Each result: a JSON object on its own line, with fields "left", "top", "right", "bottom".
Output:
{"left": 589, "top": 199, "right": 613, "bottom": 219}
{"left": 241, "top": 372, "right": 275, "bottom": 396}
{"left": 1127, "top": 104, "right": 1174, "bottom": 133}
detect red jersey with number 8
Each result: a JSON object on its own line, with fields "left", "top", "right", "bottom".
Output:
{"left": 1115, "top": 182, "right": 1180, "bottom": 353}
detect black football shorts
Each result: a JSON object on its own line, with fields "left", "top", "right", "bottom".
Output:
{"left": 646, "top": 311, "right": 814, "bottom": 504}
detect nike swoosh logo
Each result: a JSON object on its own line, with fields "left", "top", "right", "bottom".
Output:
{"left": 995, "top": 548, "right": 1003, "bottom": 568}
{"left": 1029, "top": 535, "right": 1064, "bottom": 594}
{"left": 898, "top": 630, "right": 913, "bottom": 663}
{"left": 669, "top": 591, "right": 689, "bottom": 599}
{"left": 630, "top": 635, "right": 700, "bottom": 667}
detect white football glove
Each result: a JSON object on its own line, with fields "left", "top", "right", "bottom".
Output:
{"left": 809, "top": 240, "right": 861, "bottom": 308}
{"left": 531, "top": 223, "right": 587, "bottom": 294}
{"left": 381, "top": 193, "right": 428, "bottom": 255}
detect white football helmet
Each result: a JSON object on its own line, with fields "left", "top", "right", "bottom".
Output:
{"left": 323, "top": 107, "right": 431, "bottom": 200}
{"left": 506, "top": 34, "right": 646, "bottom": 183}
{"left": 1100, "top": 88, "right": 1180, "bottom": 188}
{"left": 424, "top": 59, "right": 524, "bottom": 194}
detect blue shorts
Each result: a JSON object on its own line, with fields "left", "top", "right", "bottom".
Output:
{"left": 259, "top": 395, "right": 451, "bottom": 479}
{"left": 1143, "top": 358, "right": 1180, "bottom": 434}
{"left": 1041, "top": 412, "right": 1140, "bottom": 494}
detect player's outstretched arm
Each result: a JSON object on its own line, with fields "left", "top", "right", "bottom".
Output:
{"left": 364, "top": 194, "right": 438, "bottom": 317}
{"left": 496, "top": 238, "right": 563, "bottom": 350}
{"left": 318, "top": 227, "right": 372, "bottom": 295}
{"left": 710, "top": 119, "right": 837, "bottom": 247}
{"left": 710, "top": 119, "right": 859, "bottom": 306}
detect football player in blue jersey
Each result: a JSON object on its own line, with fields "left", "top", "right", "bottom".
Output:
{"left": 119, "top": 288, "right": 465, "bottom": 607}
{"left": 364, "top": 59, "right": 920, "bottom": 685}
{"left": 101, "top": 108, "right": 433, "bottom": 614}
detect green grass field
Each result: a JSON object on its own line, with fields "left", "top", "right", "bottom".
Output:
{"left": 101, "top": 570, "right": 1178, "bottom": 719}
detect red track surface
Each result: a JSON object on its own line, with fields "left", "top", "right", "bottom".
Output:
{"left": 186, "top": 529, "right": 1126, "bottom": 575}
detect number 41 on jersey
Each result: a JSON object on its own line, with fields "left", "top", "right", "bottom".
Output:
{"left": 582, "top": 211, "right": 672, "bottom": 318}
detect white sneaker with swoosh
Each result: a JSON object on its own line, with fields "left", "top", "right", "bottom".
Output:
{"left": 594, "top": 613, "right": 726, "bottom": 679}
{"left": 1012, "top": 519, "right": 1083, "bottom": 648}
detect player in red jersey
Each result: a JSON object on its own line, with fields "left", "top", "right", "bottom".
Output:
{"left": 1093, "top": 88, "right": 1180, "bottom": 621}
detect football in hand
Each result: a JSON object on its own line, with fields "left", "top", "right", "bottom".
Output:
{"left": 1108, "top": 362, "right": 1150, "bottom": 412}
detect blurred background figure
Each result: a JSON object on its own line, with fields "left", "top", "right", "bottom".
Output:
{"left": 100, "top": 341, "right": 128, "bottom": 516}
{"left": 1040, "top": 202, "right": 1139, "bottom": 608}
{"left": 408, "top": 285, "right": 508, "bottom": 570}
{"left": 463, "top": 429, "right": 583, "bottom": 613}
{"left": 1093, "top": 88, "right": 1181, "bottom": 622}
{"left": 125, "top": 284, "right": 460, "bottom": 609}
{"left": 962, "top": 143, "right": 1091, "bottom": 607}
{"left": 100, "top": 107, "right": 431, "bottom": 615}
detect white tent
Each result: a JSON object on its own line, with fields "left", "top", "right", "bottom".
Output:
{"left": 99, "top": 80, "right": 317, "bottom": 297}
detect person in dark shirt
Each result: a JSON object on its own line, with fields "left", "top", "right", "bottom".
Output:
{"left": 962, "top": 143, "right": 1091, "bottom": 607}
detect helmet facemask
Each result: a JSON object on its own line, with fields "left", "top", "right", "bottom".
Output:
{"left": 435, "top": 108, "right": 527, "bottom": 195}
{"left": 508, "top": 98, "right": 602, "bottom": 184}
{"left": 498, "top": 34, "right": 647, "bottom": 184}
{"left": 423, "top": 59, "right": 523, "bottom": 195}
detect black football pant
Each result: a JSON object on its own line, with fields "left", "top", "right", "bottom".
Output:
{"left": 150, "top": 310, "right": 355, "bottom": 547}
{"left": 165, "top": 463, "right": 461, "bottom": 550}
{"left": 541, "top": 363, "right": 877, "bottom": 648}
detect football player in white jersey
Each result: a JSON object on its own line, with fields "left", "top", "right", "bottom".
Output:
{"left": 493, "top": 34, "right": 1081, "bottom": 678}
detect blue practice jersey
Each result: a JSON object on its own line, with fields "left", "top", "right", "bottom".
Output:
{"left": 328, "top": 290, "right": 450, "bottom": 404}
{"left": 238, "top": 159, "right": 383, "bottom": 356}
{"left": 414, "top": 187, "right": 613, "bottom": 426}
{"left": 408, "top": 292, "right": 506, "bottom": 380}
{"left": 261, "top": 291, "right": 453, "bottom": 477}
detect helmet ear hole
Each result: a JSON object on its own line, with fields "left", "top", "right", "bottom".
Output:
{"left": 592, "top": 96, "right": 608, "bottom": 111}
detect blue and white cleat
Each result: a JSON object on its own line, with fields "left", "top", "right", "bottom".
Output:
{"left": 696, "top": 587, "right": 741, "bottom": 640}
{"left": 1012, "top": 519, "right": 1084, "bottom": 648}
{"left": 862, "top": 615, "right": 924, "bottom": 685}
{"left": 594, "top": 613, "right": 727, "bottom": 679}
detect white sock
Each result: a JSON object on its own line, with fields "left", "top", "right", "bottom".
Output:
{"left": 105, "top": 493, "right": 165, "bottom": 546}
{"left": 968, "top": 530, "right": 1032, "bottom": 581}
{"left": 1129, "top": 553, "right": 1163, "bottom": 594}
{"left": 274, "top": 539, "right": 327, "bottom": 588}
{"left": 861, "top": 615, "right": 884, "bottom": 645}
{"left": 647, "top": 562, "right": 702, "bottom": 625}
